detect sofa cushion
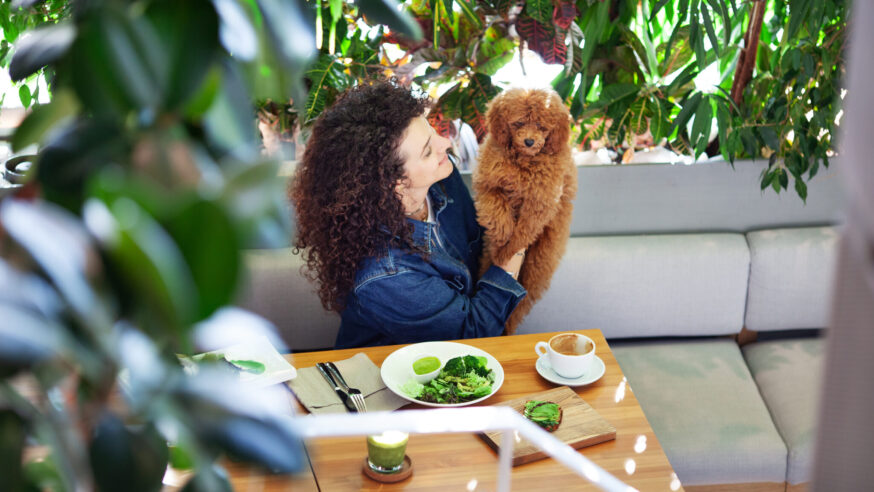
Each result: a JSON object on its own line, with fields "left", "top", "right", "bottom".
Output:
{"left": 518, "top": 233, "right": 751, "bottom": 338}
{"left": 612, "top": 339, "right": 788, "bottom": 486}
{"left": 744, "top": 226, "right": 839, "bottom": 332}
{"left": 237, "top": 248, "right": 340, "bottom": 351}
{"left": 742, "top": 338, "right": 823, "bottom": 485}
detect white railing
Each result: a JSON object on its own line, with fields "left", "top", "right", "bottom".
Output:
{"left": 289, "top": 407, "right": 629, "bottom": 492}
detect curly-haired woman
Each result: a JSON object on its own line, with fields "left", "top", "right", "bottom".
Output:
{"left": 290, "top": 81, "right": 526, "bottom": 348}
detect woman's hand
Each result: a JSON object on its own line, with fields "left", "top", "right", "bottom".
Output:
{"left": 497, "top": 248, "right": 526, "bottom": 280}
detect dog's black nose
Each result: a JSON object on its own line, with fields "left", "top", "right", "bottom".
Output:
{"left": 524, "top": 139, "right": 534, "bottom": 147}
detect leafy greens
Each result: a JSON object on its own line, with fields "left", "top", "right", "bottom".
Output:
{"left": 401, "top": 355, "right": 495, "bottom": 404}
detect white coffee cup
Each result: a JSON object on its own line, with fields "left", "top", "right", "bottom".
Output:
{"left": 535, "top": 333, "right": 595, "bottom": 379}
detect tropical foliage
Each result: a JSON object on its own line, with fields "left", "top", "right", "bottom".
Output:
{"left": 286, "top": 0, "right": 847, "bottom": 200}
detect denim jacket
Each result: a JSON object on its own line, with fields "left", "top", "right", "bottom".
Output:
{"left": 335, "top": 165, "right": 527, "bottom": 348}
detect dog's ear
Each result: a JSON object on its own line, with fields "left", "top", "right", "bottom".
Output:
{"left": 486, "top": 92, "right": 512, "bottom": 148}
{"left": 543, "top": 91, "right": 571, "bottom": 155}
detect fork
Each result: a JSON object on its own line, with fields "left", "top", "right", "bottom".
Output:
{"left": 325, "top": 362, "right": 367, "bottom": 412}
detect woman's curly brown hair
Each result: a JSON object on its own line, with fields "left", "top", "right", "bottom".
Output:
{"left": 289, "top": 81, "right": 430, "bottom": 312}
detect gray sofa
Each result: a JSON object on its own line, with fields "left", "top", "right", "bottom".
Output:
{"left": 237, "top": 159, "right": 845, "bottom": 490}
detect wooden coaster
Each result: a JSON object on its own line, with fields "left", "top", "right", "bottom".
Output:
{"left": 362, "top": 455, "right": 413, "bottom": 483}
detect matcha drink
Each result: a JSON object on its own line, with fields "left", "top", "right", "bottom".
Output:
{"left": 366, "top": 431, "right": 408, "bottom": 472}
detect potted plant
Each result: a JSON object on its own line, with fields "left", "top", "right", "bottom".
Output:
{"left": 0, "top": 0, "right": 419, "bottom": 489}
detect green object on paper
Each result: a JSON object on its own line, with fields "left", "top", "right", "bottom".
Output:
{"left": 227, "top": 359, "right": 266, "bottom": 374}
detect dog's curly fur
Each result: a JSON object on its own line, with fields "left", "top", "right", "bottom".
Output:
{"left": 473, "top": 88, "right": 577, "bottom": 334}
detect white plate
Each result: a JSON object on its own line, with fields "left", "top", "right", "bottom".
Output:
{"left": 535, "top": 355, "right": 605, "bottom": 387}
{"left": 380, "top": 341, "right": 504, "bottom": 407}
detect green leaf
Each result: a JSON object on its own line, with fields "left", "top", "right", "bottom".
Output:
{"left": 18, "top": 84, "right": 31, "bottom": 107}
{"left": 760, "top": 169, "right": 771, "bottom": 190}
{"left": 89, "top": 414, "right": 169, "bottom": 492}
{"left": 591, "top": 83, "right": 639, "bottom": 110}
{"left": 578, "top": 0, "right": 610, "bottom": 69}
{"left": 670, "top": 91, "right": 703, "bottom": 136}
{"left": 11, "top": 89, "right": 79, "bottom": 152}
{"left": 147, "top": 0, "right": 220, "bottom": 109}
{"left": 213, "top": 0, "right": 257, "bottom": 61}
{"left": 203, "top": 63, "right": 258, "bottom": 161}
{"left": 475, "top": 25, "right": 514, "bottom": 76}
{"left": 357, "top": 0, "right": 423, "bottom": 40}
{"left": 525, "top": 0, "right": 552, "bottom": 25}
{"left": 715, "top": 99, "right": 730, "bottom": 160}
{"left": 456, "top": 0, "right": 483, "bottom": 30}
{"left": 700, "top": 3, "right": 720, "bottom": 57}
{"left": 650, "top": 0, "right": 672, "bottom": 20}
{"left": 794, "top": 176, "right": 808, "bottom": 202}
{"left": 771, "top": 171, "right": 781, "bottom": 193}
{"left": 648, "top": 97, "right": 670, "bottom": 142}
{"left": 0, "top": 304, "right": 67, "bottom": 372}
{"left": 690, "top": 96, "right": 712, "bottom": 157}
{"left": 256, "top": 0, "right": 316, "bottom": 111}
{"left": 304, "top": 54, "right": 348, "bottom": 122}
{"left": 165, "top": 198, "right": 240, "bottom": 321}
{"left": 787, "top": 0, "right": 812, "bottom": 40}
{"left": 90, "top": 197, "right": 198, "bottom": 330}
{"left": 628, "top": 97, "right": 648, "bottom": 135}
{"left": 8, "top": 22, "right": 76, "bottom": 81}
{"left": 0, "top": 200, "right": 108, "bottom": 326}
{"left": 758, "top": 126, "right": 779, "bottom": 151}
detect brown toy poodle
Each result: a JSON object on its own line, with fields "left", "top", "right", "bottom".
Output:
{"left": 473, "top": 88, "right": 577, "bottom": 334}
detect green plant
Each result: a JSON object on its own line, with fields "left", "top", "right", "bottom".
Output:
{"left": 283, "top": 0, "right": 846, "bottom": 201}
{"left": 0, "top": 0, "right": 70, "bottom": 108}
{"left": 0, "top": 0, "right": 418, "bottom": 490}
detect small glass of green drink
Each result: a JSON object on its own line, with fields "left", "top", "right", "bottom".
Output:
{"left": 366, "top": 431, "right": 409, "bottom": 473}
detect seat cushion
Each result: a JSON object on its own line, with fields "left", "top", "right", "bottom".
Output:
{"left": 744, "top": 227, "right": 839, "bottom": 331}
{"left": 519, "top": 233, "right": 750, "bottom": 338}
{"left": 612, "top": 339, "right": 787, "bottom": 486}
{"left": 237, "top": 248, "right": 340, "bottom": 351}
{"left": 743, "top": 338, "right": 823, "bottom": 485}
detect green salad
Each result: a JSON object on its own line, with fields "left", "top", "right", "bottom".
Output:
{"left": 400, "top": 355, "right": 495, "bottom": 404}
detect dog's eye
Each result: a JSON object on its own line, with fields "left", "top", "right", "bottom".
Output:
{"left": 512, "top": 122, "right": 524, "bottom": 128}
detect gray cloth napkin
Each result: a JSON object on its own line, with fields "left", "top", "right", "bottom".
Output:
{"left": 286, "top": 352, "right": 409, "bottom": 414}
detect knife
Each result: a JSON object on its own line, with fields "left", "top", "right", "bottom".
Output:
{"left": 316, "top": 363, "right": 357, "bottom": 413}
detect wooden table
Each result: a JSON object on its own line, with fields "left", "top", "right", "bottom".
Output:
{"left": 254, "top": 330, "right": 681, "bottom": 491}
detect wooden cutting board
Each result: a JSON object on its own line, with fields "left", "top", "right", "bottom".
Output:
{"left": 480, "top": 386, "right": 616, "bottom": 466}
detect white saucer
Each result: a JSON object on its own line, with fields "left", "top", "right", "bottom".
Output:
{"left": 535, "top": 355, "right": 606, "bottom": 387}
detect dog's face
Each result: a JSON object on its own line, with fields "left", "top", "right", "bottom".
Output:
{"left": 507, "top": 118, "right": 549, "bottom": 157}
{"left": 486, "top": 88, "right": 571, "bottom": 158}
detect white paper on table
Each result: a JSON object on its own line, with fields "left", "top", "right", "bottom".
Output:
{"left": 187, "top": 334, "right": 297, "bottom": 387}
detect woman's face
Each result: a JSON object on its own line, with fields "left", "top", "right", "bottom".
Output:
{"left": 397, "top": 116, "right": 453, "bottom": 192}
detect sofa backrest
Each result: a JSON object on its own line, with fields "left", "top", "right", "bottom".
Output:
{"left": 459, "top": 159, "right": 845, "bottom": 236}
{"left": 744, "top": 226, "right": 840, "bottom": 332}
{"left": 243, "top": 161, "right": 845, "bottom": 350}
{"left": 236, "top": 248, "right": 340, "bottom": 351}
{"left": 517, "top": 233, "right": 751, "bottom": 339}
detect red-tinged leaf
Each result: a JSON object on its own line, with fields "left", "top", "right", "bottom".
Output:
{"left": 427, "top": 108, "right": 453, "bottom": 138}
{"left": 553, "top": 1, "right": 578, "bottom": 30}
{"left": 463, "top": 73, "right": 499, "bottom": 141}
{"left": 516, "top": 15, "right": 567, "bottom": 65}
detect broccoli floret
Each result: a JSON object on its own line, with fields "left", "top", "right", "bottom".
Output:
{"left": 462, "top": 355, "right": 490, "bottom": 377}
{"left": 441, "top": 356, "right": 467, "bottom": 377}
